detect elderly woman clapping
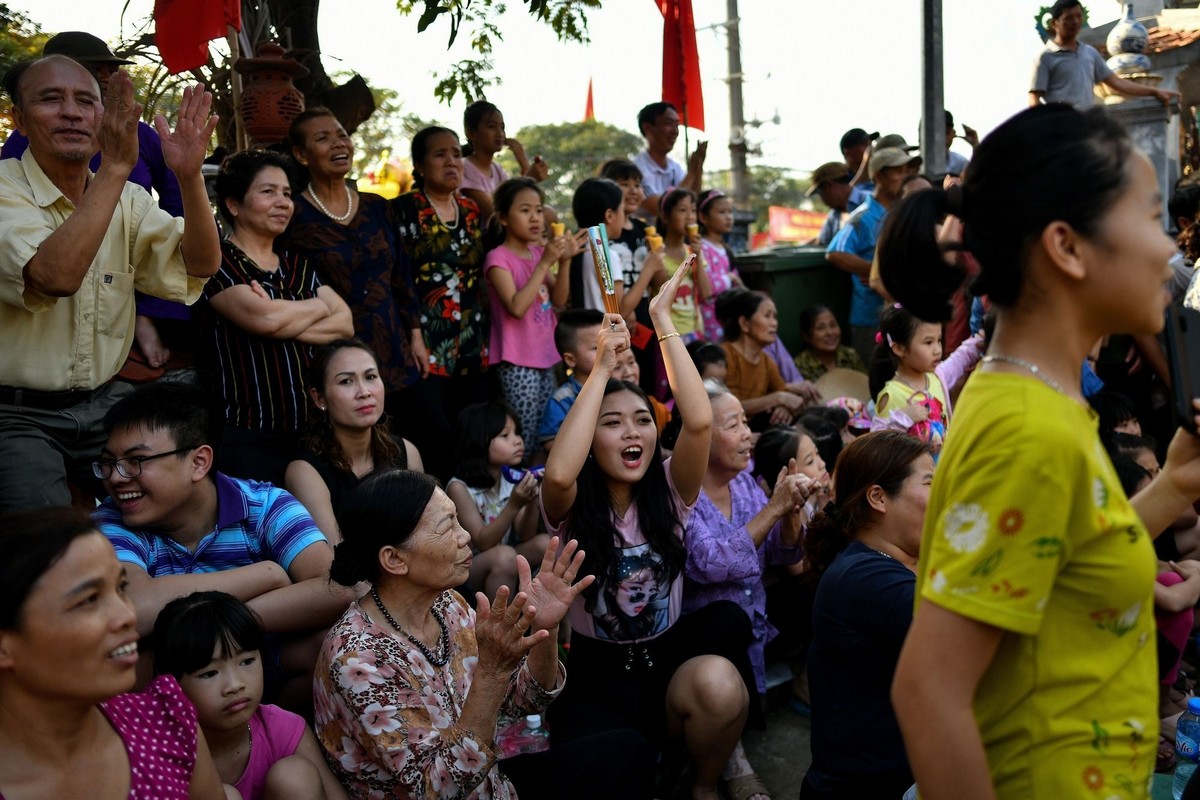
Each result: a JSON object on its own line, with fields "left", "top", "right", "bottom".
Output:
{"left": 313, "top": 469, "right": 654, "bottom": 800}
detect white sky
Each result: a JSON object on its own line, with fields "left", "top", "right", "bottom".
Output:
{"left": 17, "top": 1, "right": 1123, "bottom": 178}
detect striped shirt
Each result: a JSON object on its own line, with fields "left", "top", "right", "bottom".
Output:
{"left": 197, "top": 240, "right": 320, "bottom": 432}
{"left": 94, "top": 473, "right": 326, "bottom": 576}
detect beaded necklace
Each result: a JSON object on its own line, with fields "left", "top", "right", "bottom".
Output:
{"left": 370, "top": 588, "right": 450, "bottom": 666}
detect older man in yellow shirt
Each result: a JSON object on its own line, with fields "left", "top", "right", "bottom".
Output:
{"left": 0, "top": 54, "right": 220, "bottom": 511}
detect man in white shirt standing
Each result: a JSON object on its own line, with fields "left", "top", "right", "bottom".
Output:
{"left": 633, "top": 101, "right": 706, "bottom": 218}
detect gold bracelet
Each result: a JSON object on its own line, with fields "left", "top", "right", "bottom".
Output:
{"left": 658, "top": 332, "right": 681, "bottom": 342}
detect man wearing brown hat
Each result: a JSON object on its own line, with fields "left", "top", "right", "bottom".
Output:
{"left": 826, "top": 147, "right": 922, "bottom": 363}
{"left": 807, "top": 162, "right": 868, "bottom": 247}
{"left": 0, "top": 55, "right": 220, "bottom": 512}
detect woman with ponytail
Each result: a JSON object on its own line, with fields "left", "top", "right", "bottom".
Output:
{"left": 800, "top": 431, "right": 932, "bottom": 799}
{"left": 886, "top": 104, "right": 1200, "bottom": 799}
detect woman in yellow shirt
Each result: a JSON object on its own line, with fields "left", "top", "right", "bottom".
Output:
{"left": 883, "top": 104, "right": 1200, "bottom": 799}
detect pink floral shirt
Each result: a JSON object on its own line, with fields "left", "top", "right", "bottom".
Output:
{"left": 313, "top": 591, "right": 565, "bottom": 799}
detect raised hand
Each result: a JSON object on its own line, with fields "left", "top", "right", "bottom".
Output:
{"left": 474, "top": 586, "right": 549, "bottom": 676}
{"left": 155, "top": 83, "right": 219, "bottom": 180}
{"left": 518, "top": 536, "right": 594, "bottom": 632}
{"left": 595, "top": 313, "right": 631, "bottom": 374}
{"left": 97, "top": 70, "right": 144, "bottom": 175}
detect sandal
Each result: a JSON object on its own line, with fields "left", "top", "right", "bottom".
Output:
{"left": 723, "top": 771, "right": 771, "bottom": 800}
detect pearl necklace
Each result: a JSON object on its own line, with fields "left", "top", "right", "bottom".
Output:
{"left": 307, "top": 183, "right": 354, "bottom": 223}
{"left": 429, "top": 194, "right": 459, "bottom": 230}
{"left": 371, "top": 588, "right": 450, "bottom": 666}
{"left": 981, "top": 354, "right": 1066, "bottom": 395}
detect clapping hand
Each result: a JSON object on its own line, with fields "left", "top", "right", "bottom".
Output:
{"left": 97, "top": 70, "right": 144, "bottom": 175}
{"left": 518, "top": 536, "right": 594, "bottom": 633}
{"left": 156, "top": 82, "right": 219, "bottom": 179}
{"left": 474, "top": 586, "right": 549, "bottom": 676}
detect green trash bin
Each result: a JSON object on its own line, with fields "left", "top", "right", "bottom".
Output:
{"left": 735, "top": 246, "right": 852, "bottom": 356}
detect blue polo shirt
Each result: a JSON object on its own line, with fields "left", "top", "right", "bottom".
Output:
{"left": 537, "top": 375, "right": 584, "bottom": 444}
{"left": 826, "top": 194, "right": 886, "bottom": 327}
{"left": 94, "top": 473, "right": 326, "bottom": 576}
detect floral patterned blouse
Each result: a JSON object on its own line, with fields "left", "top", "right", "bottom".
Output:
{"left": 393, "top": 191, "right": 488, "bottom": 377}
{"left": 313, "top": 591, "right": 565, "bottom": 800}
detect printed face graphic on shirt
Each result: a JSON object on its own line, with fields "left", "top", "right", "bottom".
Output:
{"left": 593, "top": 543, "right": 671, "bottom": 642}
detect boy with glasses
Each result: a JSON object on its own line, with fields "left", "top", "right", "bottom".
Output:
{"left": 91, "top": 383, "right": 353, "bottom": 640}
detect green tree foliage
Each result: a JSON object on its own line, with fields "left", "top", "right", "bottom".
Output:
{"left": 0, "top": 4, "right": 50, "bottom": 139}
{"left": 397, "top": 0, "right": 602, "bottom": 105}
{"left": 500, "top": 119, "right": 642, "bottom": 212}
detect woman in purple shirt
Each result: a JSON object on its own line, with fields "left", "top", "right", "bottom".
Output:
{"left": 683, "top": 382, "right": 819, "bottom": 800}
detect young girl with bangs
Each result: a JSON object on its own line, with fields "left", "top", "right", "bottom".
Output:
{"left": 697, "top": 189, "right": 742, "bottom": 341}
{"left": 884, "top": 104, "right": 1200, "bottom": 799}
{"left": 653, "top": 188, "right": 710, "bottom": 342}
{"left": 541, "top": 258, "right": 759, "bottom": 800}
{"left": 152, "top": 592, "right": 345, "bottom": 800}
{"left": 483, "top": 177, "right": 580, "bottom": 448}
{"left": 447, "top": 401, "right": 550, "bottom": 597}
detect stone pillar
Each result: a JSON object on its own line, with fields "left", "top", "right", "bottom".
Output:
{"left": 1106, "top": 96, "right": 1180, "bottom": 228}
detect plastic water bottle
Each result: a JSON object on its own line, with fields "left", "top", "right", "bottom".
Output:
{"left": 498, "top": 714, "right": 550, "bottom": 757}
{"left": 1175, "top": 697, "right": 1200, "bottom": 798}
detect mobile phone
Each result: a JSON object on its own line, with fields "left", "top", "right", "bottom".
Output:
{"left": 1163, "top": 303, "right": 1200, "bottom": 433}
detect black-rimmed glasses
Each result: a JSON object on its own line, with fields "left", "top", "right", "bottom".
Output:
{"left": 91, "top": 447, "right": 194, "bottom": 480}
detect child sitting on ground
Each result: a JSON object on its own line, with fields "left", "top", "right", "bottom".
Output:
{"left": 152, "top": 591, "right": 346, "bottom": 800}
{"left": 447, "top": 402, "right": 550, "bottom": 596}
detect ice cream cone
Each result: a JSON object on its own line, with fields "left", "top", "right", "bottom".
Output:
{"left": 551, "top": 222, "right": 565, "bottom": 237}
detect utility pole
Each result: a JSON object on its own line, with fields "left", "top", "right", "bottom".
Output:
{"left": 726, "top": 0, "right": 749, "bottom": 208}
{"left": 920, "top": 0, "right": 947, "bottom": 176}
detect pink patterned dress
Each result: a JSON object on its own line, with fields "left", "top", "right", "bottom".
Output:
{"left": 102, "top": 674, "right": 199, "bottom": 799}
{"left": 313, "top": 591, "right": 565, "bottom": 799}
{"left": 699, "top": 238, "right": 739, "bottom": 341}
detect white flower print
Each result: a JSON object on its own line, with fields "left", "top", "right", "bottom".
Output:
{"left": 930, "top": 570, "right": 948, "bottom": 594}
{"left": 1093, "top": 477, "right": 1108, "bottom": 509}
{"left": 942, "top": 503, "right": 989, "bottom": 554}
{"left": 360, "top": 702, "right": 403, "bottom": 736}
{"left": 340, "top": 656, "right": 386, "bottom": 693}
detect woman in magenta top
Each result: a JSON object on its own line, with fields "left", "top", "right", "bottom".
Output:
{"left": 0, "top": 508, "right": 225, "bottom": 800}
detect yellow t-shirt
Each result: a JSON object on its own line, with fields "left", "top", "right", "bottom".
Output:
{"left": 662, "top": 254, "right": 698, "bottom": 336}
{"left": 917, "top": 372, "right": 1157, "bottom": 799}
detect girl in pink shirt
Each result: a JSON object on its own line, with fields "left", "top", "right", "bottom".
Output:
{"left": 153, "top": 592, "right": 346, "bottom": 800}
{"left": 484, "top": 177, "right": 580, "bottom": 449}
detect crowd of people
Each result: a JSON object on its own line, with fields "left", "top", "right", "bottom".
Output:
{"left": 9, "top": 1, "right": 1200, "bottom": 796}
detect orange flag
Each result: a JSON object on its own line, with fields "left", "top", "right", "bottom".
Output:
{"left": 584, "top": 78, "right": 595, "bottom": 121}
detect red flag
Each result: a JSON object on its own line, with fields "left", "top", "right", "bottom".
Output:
{"left": 657, "top": 0, "right": 704, "bottom": 131}
{"left": 154, "top": 0, "right": 242, "bottom": 75}
{"left": 584, "top": 77, "right": 595, "bottom": 122}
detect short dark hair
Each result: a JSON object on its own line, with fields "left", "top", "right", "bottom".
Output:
{"left": 687, "top": 340, "right": 726, "bottom": 373}
{"left": 554, "top": 308, "right": 604, "bottom": 357}
{"left": 463, "top": 100, "right": 500, "bottom": 134}
{"left": 0, "top": 508, "right": 97, "bottom": 629}
{"left": 572, "top": 177, "right": 624, "bottom": 228}
{"left": 637, "top": 101, "right": 677, "bottom": 136}
{"left": 215, "top": 148, "right": 296, "bottom": 225}
{"left": 1049, "top": 0, "right": 1083, "bottom": 20}
{"left": 329, "top": 470, "right": 441, "bottom": 586}
{"left": 151, "top": 591, "right": 265, "bottom": 678}
{"left": 799, "top": 304, "right": 837, "bottom": 349}
{"left": 103, "top": 383, "right": 219, "bottom": 454}
{"left": 1170, "top": 177, "right": 1200, "bottom": 230}
{"left": 599, "top": 158, "right": 643, "bottom": 183}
